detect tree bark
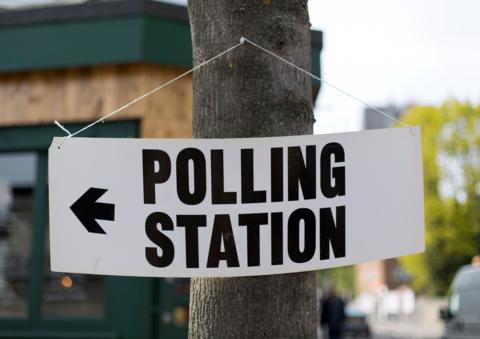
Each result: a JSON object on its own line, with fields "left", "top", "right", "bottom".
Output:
{"left": 187, "top": 1, "right": 317, "bottom": 338}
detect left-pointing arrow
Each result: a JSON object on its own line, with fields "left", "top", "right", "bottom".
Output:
{"left": 70, "top": 188, "right": 115, "bottom": 234}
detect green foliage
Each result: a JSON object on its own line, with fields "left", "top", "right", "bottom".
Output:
{"left": 399, "top": 100, "right": 480, "bottom": 295}
{"left": 317, "top": 265, "right": 355, "bottom": 297}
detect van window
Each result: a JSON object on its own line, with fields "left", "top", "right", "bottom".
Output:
{"left": 449, "top": 292, "right": 459, "bottom": 316}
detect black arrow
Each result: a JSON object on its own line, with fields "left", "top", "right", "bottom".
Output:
{"left": 70, "top": 188, "right": 115, "bottom": 234}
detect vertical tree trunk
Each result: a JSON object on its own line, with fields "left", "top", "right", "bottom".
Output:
{"left": 187, "top": 1, "right": 317, "bottom": 337}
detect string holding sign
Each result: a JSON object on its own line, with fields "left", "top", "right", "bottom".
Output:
{"left": 240, "top": 38, "right": 409, "bottom": 130}
{"left": 54, "top": 36, "right": 410, "bottom": 147}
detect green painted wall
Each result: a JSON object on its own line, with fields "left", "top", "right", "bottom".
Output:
{"left": 0, "top": 16, "right": 321, "bottom": 88}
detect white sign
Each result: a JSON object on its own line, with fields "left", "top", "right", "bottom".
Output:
{"left": 49, "top": 127, "right": 424, "bottom": 277}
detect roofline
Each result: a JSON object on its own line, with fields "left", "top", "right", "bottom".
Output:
{"left": 0, "top": 0, "right": 322, "bottom": 49}
{"left": 0, "top": 0, "right": 322, "bottom": 100}
{"left": 0, "top": 0, "right": 188, "bottom": 27}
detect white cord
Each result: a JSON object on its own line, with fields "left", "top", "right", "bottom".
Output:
{"left": 55, "top": 36, "right": 411, "bottom": 147}
{"left": 241, "top": 37, "right": 409, "bottom": 129}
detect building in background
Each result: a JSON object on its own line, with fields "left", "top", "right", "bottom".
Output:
{"left": 363, "top": 105, "right": 403, "bottom": 130}
{"left": 356, "top": 105, "right": 413, "bottom": 318}
{"left": 0, "top": 1, "right": 323, "bottom": 338}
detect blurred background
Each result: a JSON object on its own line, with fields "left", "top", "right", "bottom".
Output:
{"left": 1, "top": 1, "right": 480, "bottom": 339}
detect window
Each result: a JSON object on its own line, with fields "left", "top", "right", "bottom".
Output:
{"left": 449, "top": 292, "right": 459, "bottom": 317}
{"left": 0, "top": 121, "right": 158, "bottom": 339}
{"left": 0, "top": 153, "right": 36, "bottom": 317}
{"left": 0, "top": 120, "right": 190, "bottom": 339}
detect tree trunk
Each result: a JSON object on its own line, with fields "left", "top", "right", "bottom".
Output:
{"left": 187, "top": 1, "right": 317, "bottom": 338}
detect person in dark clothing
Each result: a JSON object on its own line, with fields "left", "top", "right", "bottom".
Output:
{"left": 321, "top": 287, "right": 346, "bottom": 339}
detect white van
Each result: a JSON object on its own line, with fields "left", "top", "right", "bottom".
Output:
{"left": 440, "top": 264, "right": 480, "bottom": 339}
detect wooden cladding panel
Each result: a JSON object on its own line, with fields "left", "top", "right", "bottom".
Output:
{"left": 0, "top": 64, "right": 192, "bottom": 138}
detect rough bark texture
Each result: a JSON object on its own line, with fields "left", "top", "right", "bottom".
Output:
{"left": 188, "top": 1, "right": 317, "bottom": 338}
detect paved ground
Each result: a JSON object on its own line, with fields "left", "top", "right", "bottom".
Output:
{"left": 372, "top": 335, "right": 419, "bottom": 339}
{"left": 371, "top": 320, "right": 442, "bottom": 339}
{"left": 320, "top": 297, "right": 446, "bottom": 339}
{"left": 370, "top": 297, "right": 445, "bottom": 339}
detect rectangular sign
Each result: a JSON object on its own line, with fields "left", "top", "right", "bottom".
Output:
{"left": 49, "top": 126, "right": 424, "bottom": 277}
